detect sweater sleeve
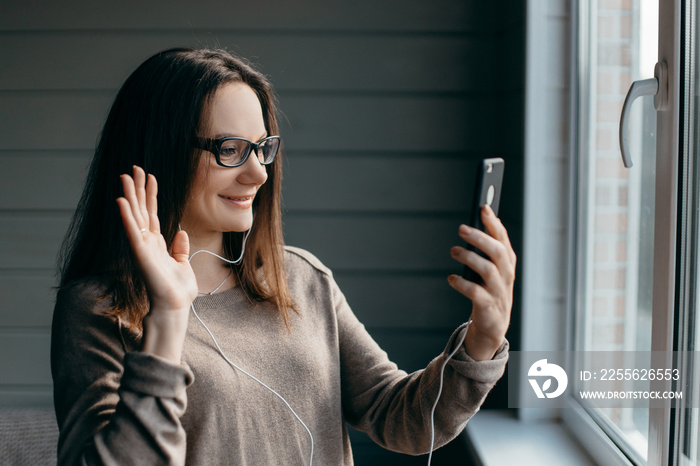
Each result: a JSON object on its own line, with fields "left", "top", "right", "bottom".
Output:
{"left": 51, "top": 281, "right": 194, "bottom": 466}
{"left": 335, "top": 279, "right": 508, "bottom": 455}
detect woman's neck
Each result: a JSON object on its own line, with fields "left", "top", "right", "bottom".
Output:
{"left": 186, "top": 232, "right": 236, "bottom": 294}
{"left": 188, "top": 230, "right": 224, "bottom": 258}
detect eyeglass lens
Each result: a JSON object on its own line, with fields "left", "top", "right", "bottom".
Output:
{"left": 219, "top": 138, "right": 278, "bottom": 166}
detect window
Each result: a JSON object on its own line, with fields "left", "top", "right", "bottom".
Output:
{"left": 567, "top": 0, "right": 700, "bottom": 465}
{"left": 572, "top": 0, "right": 657, "bottom": 463}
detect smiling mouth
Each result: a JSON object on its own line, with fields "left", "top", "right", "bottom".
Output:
{"left": 220, "top": 195, "right": 252, "bottom": 201}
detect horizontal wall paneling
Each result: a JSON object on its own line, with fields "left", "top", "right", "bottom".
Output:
{"left": 335, "top": 272, "right": 472, "bottom": 330}
{"left": 0, "top": 92, "right": 496, "bottom": 152}
{"left": 0, "top": 332, "right": 51, "bottom": 385}
{"left": 1, "top": 0, "right": 495, "bottom": 33}
{"left": 0, "top": 215, "right": 70, "bottom": 269}
{"left": 0, "top": 152, "right": 90, "bottom": 210}
{"left": 0, "top": 213, "right": 467, "bottom": 272}
{"left": 1, "top": 152, "right": 492, "bottom": 212}
{"left": 0, "top": 388, "right": 53, "bottom": 407}
{"left": 0, "top": 273, "right": 56, "bottom": 327}
{"left": 0, "top": 32, "right": 495, "bottom": 93}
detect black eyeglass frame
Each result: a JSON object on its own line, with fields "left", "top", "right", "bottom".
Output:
{"left": 194, "top": 135, "right": 281, "bottom": 168}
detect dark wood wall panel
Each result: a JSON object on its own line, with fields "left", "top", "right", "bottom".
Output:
{"left": 1, "top": 153, "right": 480, "bottom": 213}
{"left": 0, "top": 92, "right": 495, "bottom": 152}
{"left": 1, "top": 0, "right": 493, "bottom": 32}
{"left": 0, "top": 333, "right": 52, "bottom": 385}
{"left": 0, "top": 274, "right": 56, "bottom": 327}
{"left": 284, "top": 214, "right": 463, "bottom": 271}
{"left": 0, "top": 215, "right": 70, "bottom": 269}
{"left": 0, "top": 214, "right": 463, "bottom": 271}
{"left": 0, "top": 32, "right": 494, "bottom": 93}
{"left": 0, "top": 153, "right": 90, "bottom": 210}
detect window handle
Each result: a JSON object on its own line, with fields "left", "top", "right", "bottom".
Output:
{"left": 619, "top": 61, "right": 667, "bottom": 168}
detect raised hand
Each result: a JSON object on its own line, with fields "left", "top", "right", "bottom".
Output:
{"left": 116, "top": 166, "right": 198, "bottom": 361}
{"left": 448, "top": 205, "right": 516, "bottom": 360}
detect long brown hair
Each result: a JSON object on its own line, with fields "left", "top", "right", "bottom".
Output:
{"left": 58, "top": 48, "right": 294, "bottom": 331}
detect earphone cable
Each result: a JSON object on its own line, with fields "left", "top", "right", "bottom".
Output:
{"left": 188, "top": 217, "right": 252, "bottom": 265}
{"left": 184, "top": 210, "right": 314, "bottom": 465}
{"left": 190, "top": 303, "right": 314, "bottom": 466}
{"left": 426, "top": 320, "right": 470, "bottom": 466}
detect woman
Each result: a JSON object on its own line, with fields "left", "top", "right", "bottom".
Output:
{"left": 52, "top": 48, "right": 515, "bottom": 465}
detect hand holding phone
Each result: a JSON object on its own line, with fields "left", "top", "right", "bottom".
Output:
{"left": 462, "top": 158, "right": 504, "bottom": 284}
{"left": 448, "top": 156, "right": 514, "bottom": 360}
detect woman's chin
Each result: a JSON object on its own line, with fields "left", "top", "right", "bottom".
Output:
{"left": 225, "top": 217, "right": 254, "bottom": 233}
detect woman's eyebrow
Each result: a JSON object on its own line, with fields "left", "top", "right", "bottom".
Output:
{"left": 210, "top": 132, "right": 269, "bottom": 141}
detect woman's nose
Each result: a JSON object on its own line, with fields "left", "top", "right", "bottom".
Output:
{"left": 237, "top": 149, "right": 268, "bottom": 186}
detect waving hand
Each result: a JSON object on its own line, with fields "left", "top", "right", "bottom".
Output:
{"left": 116, "top": 166, "right": 197, "bottom": 361}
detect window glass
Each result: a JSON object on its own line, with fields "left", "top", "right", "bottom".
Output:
{"left": 575, "top": 0, "right": 658, "bottom": 461}
{"left": 679, "top": 1, "right": 700, "bottom": 462}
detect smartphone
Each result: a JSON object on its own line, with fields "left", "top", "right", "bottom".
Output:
{"left": 462, "top": 157, "right": 505, "bottom": 284}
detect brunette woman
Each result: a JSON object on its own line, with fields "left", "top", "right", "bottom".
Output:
{"left": 52, "top": 48, "right": 515, "bottom": 465}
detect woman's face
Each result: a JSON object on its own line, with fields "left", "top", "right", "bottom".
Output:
{"left": 181, "top": 82, "right": 269, "bottom": 239}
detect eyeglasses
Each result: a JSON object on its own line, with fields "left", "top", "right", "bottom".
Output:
{"left": 194, "top": 135, "right": 281, "bottom": 168}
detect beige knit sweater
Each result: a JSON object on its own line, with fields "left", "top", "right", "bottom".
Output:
{"left": 52, "top": 246, "right": 508, "bottom": 465}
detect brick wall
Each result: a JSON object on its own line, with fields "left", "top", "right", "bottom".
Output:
{"left": 590, "top": 0, "right": 636, "bottom": 351}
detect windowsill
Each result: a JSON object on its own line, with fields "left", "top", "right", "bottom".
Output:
{"left": 465, "top": 410, "right": 597, "bottom": 466}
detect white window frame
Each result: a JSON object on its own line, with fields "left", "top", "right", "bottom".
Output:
{"left": 560, "top": 1, "right": 682, "bottom": 465}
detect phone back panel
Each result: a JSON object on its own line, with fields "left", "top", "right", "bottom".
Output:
{"left": 463, "top": 157, "right": 505, "bottom": 283}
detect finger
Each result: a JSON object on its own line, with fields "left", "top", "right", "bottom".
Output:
{"left": 458, "top": 225, "right": 514, "bottom": 284}
{"left": 171, "top": 230, "right": 190, "bottom": 264}
{"left": 447, "top": 274, "right": 492, "bottom": 304}
{"left": 459, "top": 225, "right": 512, "bottom": 269}
{"left": 480, "top": 207, "right": 517, "bottom": 282}
{"left": 146, "top": 174, "right": 160, "bottom": 234}
{"left": 121, "top": 174, "right": 146, "bottom": 227}
{"left": 133, "top": 166, "right": 149, "bottom": 230}
{"left": 117, "top": 197, "right": 144, "bottom": 247}
{"left": 121, "top": 173, "right": 145, "bottom": 226}
{"left": 451, "top": 246, "right": 506, "bottom": 293}
{"left": 481, "top": 206, "right": 516, "bottom": 264}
